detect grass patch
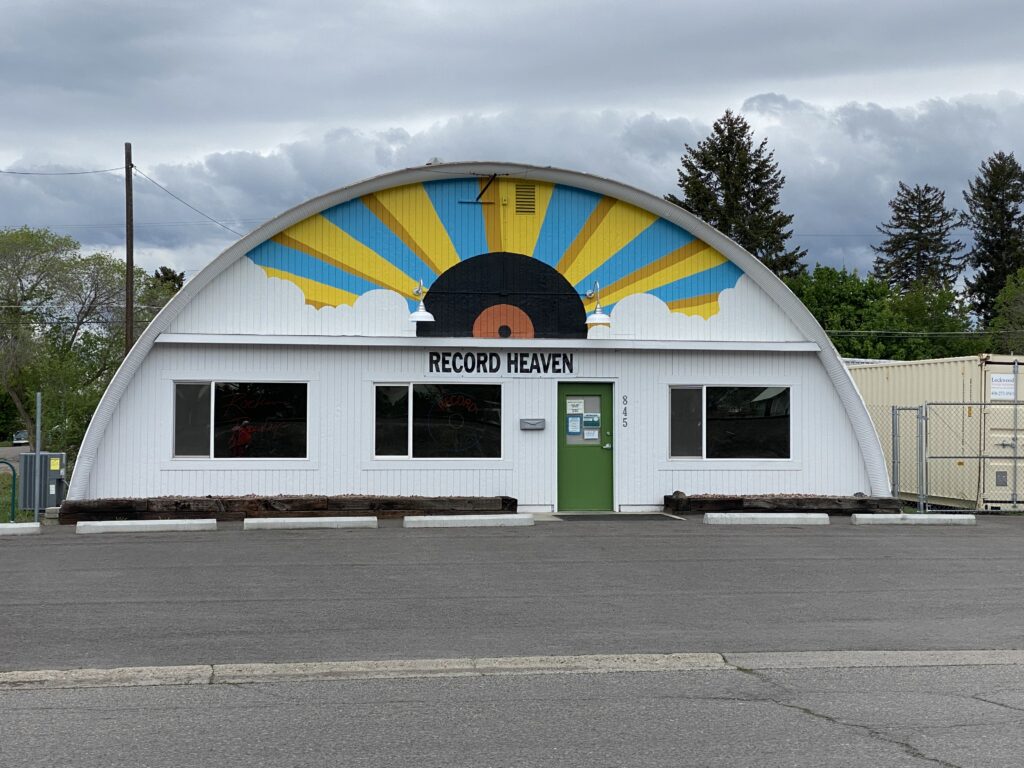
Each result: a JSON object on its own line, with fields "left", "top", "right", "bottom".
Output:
{"left": 0, "top": 472, "right": 31, "bottom": 523}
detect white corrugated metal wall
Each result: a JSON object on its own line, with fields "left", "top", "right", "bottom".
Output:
{"left": 86, "top": 344, "right": 871, "bottom": 505}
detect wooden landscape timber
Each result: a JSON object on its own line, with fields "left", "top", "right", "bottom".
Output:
{"left": 59, "top": 495, "right": 518, "bottom": 524}
{"left": 663, "top": 492, "right": 903, "bottom": 514}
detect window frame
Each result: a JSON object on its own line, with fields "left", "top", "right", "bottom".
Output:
{"left": 668, "top": 384, "right": 792, "bottom": 462}
{"left": 373, "top": 381, "right": 504, "bottom": 461}
{"left": 173, "top": 381, "right": 213, "bottom": 458}
{"left": 171, "top": 379, "right": 310, "bottom": 461}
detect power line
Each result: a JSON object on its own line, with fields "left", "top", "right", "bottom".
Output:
{"left": 0, "top": 219, "right": 262, "bottom": 230}
{"left": 133, "top": 168, "right": 243, "bottom": 237}
{"left": 0, "top": 166, "right": 125, "bottom": 176}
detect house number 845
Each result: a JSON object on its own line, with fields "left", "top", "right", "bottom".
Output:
{"left": 621, "top": 394, "right": 628, "bottom": 428}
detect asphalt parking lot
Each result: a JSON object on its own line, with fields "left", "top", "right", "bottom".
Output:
{"left": 4, "top": 516, "right": 1024, "bottom": 768}
{"left": 2, "top": 515, "right": 1022, "bottom": 671}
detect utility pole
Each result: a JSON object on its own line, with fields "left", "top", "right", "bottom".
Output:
{"left": 124, "top": 142, "right": 134, "bottom": 356}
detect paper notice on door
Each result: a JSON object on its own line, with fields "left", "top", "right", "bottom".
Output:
{"left": 566, "top": 399, "right": 585, "bottom": 415}
{"left": 566, "top": 415, "right": 582, "bottom": 435}
{"left": 583, "top": 429, "right": 599, "bottom": 440}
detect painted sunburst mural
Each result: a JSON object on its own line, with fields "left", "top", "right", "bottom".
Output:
{"left": 245, "top": 177, "right": 743, "bottom": 332}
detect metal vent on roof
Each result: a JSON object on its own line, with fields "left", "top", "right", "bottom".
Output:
{"left": 514, "top": 183, "right": 536, "bottom": 214}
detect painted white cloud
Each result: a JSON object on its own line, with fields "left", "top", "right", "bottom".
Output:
{"left": 169, "top": 257, "right": 415, "bottom": 337}
{"left": 173, "top": 257, "right": 806, "bottom": 343}
{"left": 587, "top": 276, "right": 804, "bottom": 342}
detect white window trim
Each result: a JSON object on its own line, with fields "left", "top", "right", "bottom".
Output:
{"left": 168, "top": 379, "right": 312, "bottom": 462}
{"left": 666, "top": 383, "right": 795, "bottom": 463}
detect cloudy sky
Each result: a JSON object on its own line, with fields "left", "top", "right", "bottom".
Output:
{"left": 2, "top": 0, "right": 1022, "bottom": 277}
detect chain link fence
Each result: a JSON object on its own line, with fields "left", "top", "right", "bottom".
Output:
{"left": 875, "top": 401, "right": 1024, "bottom": 512}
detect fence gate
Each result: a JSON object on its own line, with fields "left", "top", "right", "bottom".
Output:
{"left": 892, "top": 402, "right": 1024, "bottom": 512}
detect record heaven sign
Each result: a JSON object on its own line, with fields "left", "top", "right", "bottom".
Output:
{"left": 427, "top": 351, "right": 575, "bottom": 376}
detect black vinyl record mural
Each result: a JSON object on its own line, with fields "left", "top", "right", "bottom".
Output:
{"left": 416, "top": 252, "right": 587, "bottom": 339}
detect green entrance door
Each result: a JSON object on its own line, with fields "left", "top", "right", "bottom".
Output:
{"left": 557, "top": 382, "right": 613, "bottom": 511}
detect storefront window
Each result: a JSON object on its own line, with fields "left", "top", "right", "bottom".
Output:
{"left": 375, "top": 384, "right": 502, "bottom": 458}
{"left": 670, "top": 386, "right": 790, "bottom": 459}
{"left": 375, "top": 385, "right": 409, "bottom": 456}
{"left": 706, "top": 386, "right": 790, "bottom": 459}
{"left": 669, "top": 388, "right": 702, "bottom": 457}
{"left": 173, "top": 381, "right": 307, "bottom": 458}
{"left": 174, "top": 383, "right": 210, "bottom": 457}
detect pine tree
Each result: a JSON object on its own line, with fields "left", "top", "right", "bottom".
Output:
{"left": 870, "top": 182, "right": 964, "bottom": 293}
{"left": 988, "top": 266, "right": 1024, "bottom": 353}
{"left": 665, "top": 110, "right": 807, "bottom": 279}
{"left": 962, "top": 151, "right": 1024, "bottom": 325}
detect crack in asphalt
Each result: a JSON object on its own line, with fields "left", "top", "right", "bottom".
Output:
{"left": 729, "top": 666, "right": 966, "bottom": 767}
{"left": 770, "top": 699, "right": 964, "bottom": 768}
{"left": 971, "top": 693, "right": 1024, "bottom": 714}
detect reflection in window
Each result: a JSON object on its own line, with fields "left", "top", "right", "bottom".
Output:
{"left": 212, "top": 383, "right": 307, "bottom": 458}
{"left": 374, "top": 384, "right": 502, "bottom": 458}
{"left": 706, "top": 386, "right": 790, "bottom": 459}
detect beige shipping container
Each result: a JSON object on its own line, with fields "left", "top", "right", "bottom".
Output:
{"left": 849, "top": 354, "right": 1024, "bottom": 510}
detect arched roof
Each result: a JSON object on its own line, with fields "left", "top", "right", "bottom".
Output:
{"left": 69, "top": 162, "right": 889, "bottom": 497}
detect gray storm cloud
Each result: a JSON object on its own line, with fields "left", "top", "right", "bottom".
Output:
{"left": 3, "top": 96, "right": 1022, "bottom": 276}
{"left": 2, "top": 1, "right": 1022, "bottom": 274}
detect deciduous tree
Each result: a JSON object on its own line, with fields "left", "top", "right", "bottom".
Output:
{"left": 0, "top": 227, "right": 181, "bottom": 458}
{"left": 787, "top": 265, "right": 979, "bottom": 360}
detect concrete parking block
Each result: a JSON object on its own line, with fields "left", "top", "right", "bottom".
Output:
{"left": 703, "top": 512, "right": 830, "bottom": 525}
{"left": 244, "top": 516, "right": 378, "bottom": 530}
{"left": 76, "top": 519, "right": 217, "bottom": 534}
{"left": 0, "top": 522, "right": 41, "bottom": 536}
{"left": 851, "top": 513, "right": 976, "bottom": 525}
{"left": 403, "top": 514, "right": 534, "bottom": 528}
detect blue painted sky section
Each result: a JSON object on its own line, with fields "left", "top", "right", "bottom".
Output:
{"left": 423, "top": 179, "right": 488, "bottom": 260}
{"left": 645, "top": 261, "right": 745, "bottom": 305}
{"left": 578, "top": 218, "right": 695, "bottom": 291}
{"left": 532, "top": 185, "right": 602, "bottom": 267}
{"left": 320, "top": 200, "right": 437, "bottom": 282}
{"left": 246, "top": 241, "right": 380, "bottom": 296}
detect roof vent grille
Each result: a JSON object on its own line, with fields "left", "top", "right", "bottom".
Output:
{"left": 514, "top": 184, "right": 536, "bottom": 215}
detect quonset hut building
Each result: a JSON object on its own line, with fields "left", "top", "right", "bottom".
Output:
{"left": 68, "top": 162, "right": 888, "bottom": 512}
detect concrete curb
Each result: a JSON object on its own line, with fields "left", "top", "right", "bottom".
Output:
{"left": 0, "top": 665, "right": 211, "bottom": 690}
{"left": 76, "top": 519, "right": 218, "bottom": 534}
{"left": 703, "top": 512, "right": 830, "bottom": 525}
{"left": 724, "top": 650, "right": 1024, "bottom": 669}
{"left": 5, "top": 650, "right": 1024, "bottom": 691}
{"left": 403, "top": 514, "right": 534, "bottom": 528}
{"left": 851, "top": 513, "right": 977, "bottom": 525}
{"left": 243, "top": 517, "right": 378, "bottom": 530}
{"left": 0, "top": 653, "right": 723, "bottom": 690}
{"left": 0, "top": 522, "right": 40, "bottom": 536}
{"left": 213, "top": 653, "right": 725, "bottom": 684}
